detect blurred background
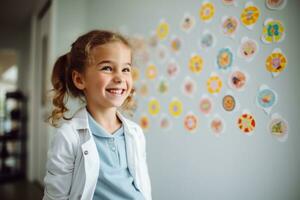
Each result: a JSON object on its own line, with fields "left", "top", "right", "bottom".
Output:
{"left": 0, "top": 0, "right": 299, "bottom": 199}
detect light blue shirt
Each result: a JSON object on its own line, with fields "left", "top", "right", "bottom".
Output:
{"left": 87, "top": 112, "right": 144, "bottom": 200}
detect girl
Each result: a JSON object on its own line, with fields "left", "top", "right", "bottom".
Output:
{"left": 43, "top": 30, "right": 151, "bottom": 200}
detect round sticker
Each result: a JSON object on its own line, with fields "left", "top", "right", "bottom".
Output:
{"left": 156, "top": 44, "right": 169, "bottom": 62}
{"left": 189, "top": 54, "right": 204, "bottom": 74}
{"left": 222, "top": 95, "right": 236, "bottom": 112}
{"left": 240, "top": 4, "right": 260, "bottom": 28}
{"left": 257, "top": 89, "right": 276, "bottom": 109}
{"left": 222, "top": 0, "right": 236, "bottom": 6}
{"left": 228, "top": 70, "right": 247, "bottom": 91}
{"left": 268, "top": 116, "right": 288, "bottom": 138}
{"left": 265, "top": 50, "right": 287, "bottom": 73}
{"left": 266, "top": 0, "right": 287, "bottom": 10}
{"left": 238, "top": 38, "right": 258, "bottom": 61}
{"left": 148, "top": 33, "right": 159, "bottom": 48}
{"left": 217, "top": 48, "right": 233, "bottom": 70}
{"left": 199, "top": 2, "right": 215, "bottom": 22}
{"left": 131, "top": 67, "right": 140, "bottom": 81}
{"left": 207, "top": 75, "right": 223, "bottom": 94}
{"left": 157, "top": 79, "right": 169, "bottom": 94}
{"left": 262, "top": 19, "right": 285, "bottom": 43}
{"left": 200, "top": 31, "right": 215, "bottom": 49}
{"left": 169, "top": 99, "right": 183, "bottom": 117}
{"left": 237, "top": 113, "right": 256, "bottom": 134}
{"left": 140, "top": 115, "right": 150, "bottom": 130}
{"left": 156, "top": 21, "right": 169, "bottom": 40}
{"left": 146, "top": 64, "right": 158, "bottom": 80}
{"left": 182, "top": 77, "right": 196, "bottom": 97}
{"left": 167, "top": 60, "right": 180, "bottom": 78}
{"left": 221, "top": 16, "right": 239, "bottom": 37}
{"left": 170, "top": 36, "right": 181, "bottom": 53}
{"left": 184, "top": 113, "right": 198, "bottom": 132}
{"left": 148, "top": 98, "right": 160, "bottom": 116}
{"left": 181, "top": 14, "right": 196, "bottom": 32}
{"left": 139, "top": 82, "right": 149, "bottom": 97}
{"left": 199, "top": 97, "right": 213, "bottom": 115}
{"left": 210, "top": 117, "right": 225, "bottom": 135}
{"left": 160, "top": 114, "right": 172, "bottom": 130}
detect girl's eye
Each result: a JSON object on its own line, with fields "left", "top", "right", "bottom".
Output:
{"left": 123, "top": 67, "right": 131, "bottom": 72}
{"left": 101, "top": 66, "right": 112, "bottom": 71}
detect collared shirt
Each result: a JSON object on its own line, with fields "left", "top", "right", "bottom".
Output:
{"left": 87, "top": 112, "right": 144, "bottom": 200}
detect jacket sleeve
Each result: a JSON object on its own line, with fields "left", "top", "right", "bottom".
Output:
{"left": 43, "top": 127, "right": 77, "bottom": 200}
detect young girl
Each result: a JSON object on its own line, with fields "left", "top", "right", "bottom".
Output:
{"left": 43, "top": 30, "right": 151, "bottom": 200}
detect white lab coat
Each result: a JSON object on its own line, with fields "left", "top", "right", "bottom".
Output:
{"left": 43, "top": 107, "right": 152, "bottom": 200}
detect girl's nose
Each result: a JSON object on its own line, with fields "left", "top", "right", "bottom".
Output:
{"left": 113, "top": 74, "right": 123, "bottom": 83}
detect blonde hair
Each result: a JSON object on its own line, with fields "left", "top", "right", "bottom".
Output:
{"left": 48, "top": 30, "right": 135, "bottom": 126}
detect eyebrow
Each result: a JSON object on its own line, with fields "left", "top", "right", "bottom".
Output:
{"left": 97, "top": 60, "right": 132, "bottom": 67}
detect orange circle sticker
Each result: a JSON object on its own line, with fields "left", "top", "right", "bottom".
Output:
{"left": 237, "top": 113, "right": 256, "bottom": 134}
{"left": 184, "top": 113, "right": 198, "bottom": 132}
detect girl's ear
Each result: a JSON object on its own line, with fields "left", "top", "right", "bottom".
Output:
{"left": 72, "top": 70, "right": 85, "bottom": 90}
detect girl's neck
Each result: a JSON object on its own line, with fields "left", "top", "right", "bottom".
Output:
{"left": 86, "top": 105, "right": 122, "bottom": 134}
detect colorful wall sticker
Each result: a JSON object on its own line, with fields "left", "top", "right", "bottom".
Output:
{"left": 256, "top": 85, "right": 278, "bottom": 114}
{"left": 221, "top": 16, "right": 239, "bottom": 38}
{"left": 238, "top": 37, "right": 259, "bottom": 62}
{"left": 169, "top": 98, "right": 183, "bottom": 117}
{"left": 139, "top": 81, "right": 149, "bottom": 97}
{"left": 266, "top": 0, "right": 287, "bottom": 10}
{"left": 159, "top": 114, "right": 172, "bottom": 131}
{"left": 146, "top": 64, "right": 158, "bottom": 80}
{"left": 156, "top": 44, "right": 169, "bottom": 63}
{"left": 222, "top": 94, "right": 237, "bottom": 112}
{"left": 167, "top": 59, "right": 180, "bottom": 79}
{"left": 139, "top": 114, "right": 150, "bottom": 130}
{"left": 148, "top": 32, "right": 159, "bottom": 48}
{"left": 184, "top": 112, "right": 198, "bottom": 133}
{"left": 181, "top": 13, "right": 196, "bottom": 33}
{"left": 262, "top": 19, "right": 285, "bottom": 44}
{"left": 199, "top": 30, "right": 216, "bottom": 49}
{"left": 217, "top": 47, "right": 233, "bottom": 71}
{"left": 189, "top": 54, "right": 204, "bottom": 74}
{"left": 222, "top": 0, "right": 237, "bottom": 6}
{"left": 131, "top": 67, "right": 140, "bottom": 82}
{"left": 157, "top": 77, "right": 169, "bottom": 94}
{"left": 148, "top": 98, "right": 160, "bottom": 116}
{"left": 210, "top": 114, "right": 225, "bottom": 136}
{"left": 228, "top": 68, "right": 248, "bottom": 91}
{"left": 240, "top": 2, "right": 260, "bottom": 29}
{"left": 156, "top": 20, "right": 170, "bottom": 40}
{"left": 237, "top": 110, "right": 256, "bottom": 135}
{"left": 268, "top": 113, "right": 288, "bottom": 142}
{"left": 207, "top": 73, "right": 223, "bottom": 95}
{"left": 265, "top": 48, "right": 287, "bottom": 77}
{"left": 199, "top": 1, "right": 215, "bottom": 23}
{"left": 170, "top": 35, "right": 182, "bottom": 53}
{"left": 199, "top": 94, "right": 213, "bottom": 115}
{"left": 182, "top": 76, "right": 197, "bottom": 97}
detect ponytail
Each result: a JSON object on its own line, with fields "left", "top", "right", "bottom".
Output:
{"left": 48, "top": 53, "right": 71, "bottom": 126}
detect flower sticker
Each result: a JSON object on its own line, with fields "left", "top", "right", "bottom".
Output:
{"left": 159, "top": 114, "right": 172, "bottom": 131}
{"left": 182, "top": 76, "right": 197, "bottom": 97}
{"left": 207, "top": 73, "right": 223, "bottom": 95}
{"left": 217, "top": 48, "right": 233, "bottom": 71}
{"left": 139, "top": 81, "right": 149, "bottom": 97}
{"left": 266, "top": 0, "right": 287, "bottom": 10}
{"left": 189, "top": 54, "right": 204, "bottom": 74}
{"left": 199, "top": 1, "right": 215, "bottom": 23}
{"left": 262, "top": 19, "right": 285, "bottom": 44}
{"left": 139, "top": 114, "right": 150, "bottom": 130}
{"left": 146, "top": 64, "right": 158, "bottom": 80}
{"left": 268, "top": 113, "right": 288, "bottom": 142}
{"left": 237, "top": 111, "right": 256, "bottom": 134}
{"left": 256, "top": 85, "right": 278, "bottom": 114}
{"left": 240, "top": 2, "right": 260, "bottom": 29}
{"left": 184, "top": 112, "right": 198, "bottom": 133}
{"left": 222, "top": 0, "right": 237, "bottom": 6}
{"left": 170, "top": 36, "right": 182, "bottom": 53}
{"left": 199, "top": 95, "right": 213, "bottom": 115}
{"left": 131, "top": 67, "right": 140, "bottom": 82}
{"left": 181, "top": 13, "right": 196, "bottom": 33}
{"left": 210, "top": 115, "right": 225, "bottom": 136}
{"left": 238, "top": 37, "right": 259, "bottom": 62}
{"left": 156, "top": 20, "right": 170, "bottom": 40}
{"left": 221, "top": 16, "right": 239, "bottom": 38}
{"left": 222, "top": 94, "right": 236, "bottom": 112}
{"left": 157, "top": 78, "right": 169, "bottom": 94}
{"left": 167, "top": 59, "right": 180, "bottom": 79}
{"left": 148, "top": 98, "right": 160, "bottom": 116}
{"left": 228, "top": 69, "right": 248, "bottom": 91}
{"left": 199, "top": 30, "right": 216, "bottom": 49}
{"left": 265, "top": 48, "right": 287, "bottom": 77}
{"left": 169, "top": 98, "right": 183, "bottom": 117}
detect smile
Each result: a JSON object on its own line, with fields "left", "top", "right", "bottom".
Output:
{"left": 106, "top": 88, "right": 125, "bottom": 95}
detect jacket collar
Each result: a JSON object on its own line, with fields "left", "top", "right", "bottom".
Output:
{"left": 71, "top": 107, "right": 134, "bottom": 136}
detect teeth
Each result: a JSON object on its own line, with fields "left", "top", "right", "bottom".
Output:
{"left": 107, "top": 89, "right": 123, "bottom": 95}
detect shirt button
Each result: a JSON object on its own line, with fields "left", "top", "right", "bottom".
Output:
{"left": 84, "top": 150, "right": 88, "bottom": 155}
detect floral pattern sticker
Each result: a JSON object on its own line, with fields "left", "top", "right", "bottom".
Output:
{"left": 262, "top": 19, "right": 285, "bottom": 44}
{"left": 199, "top": 1, "right": 215, "bottom": 23}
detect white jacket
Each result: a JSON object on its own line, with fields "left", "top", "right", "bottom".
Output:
{"left": 43, "top": 107, "right": 152, "bottom": 200}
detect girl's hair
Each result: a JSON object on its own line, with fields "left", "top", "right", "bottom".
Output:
{"left": 48, "top": 30, "right": 135, "bottom": 126}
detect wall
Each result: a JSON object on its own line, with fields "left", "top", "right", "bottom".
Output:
{"left": 52, "top": 0, "right": 300, "bottom": 199}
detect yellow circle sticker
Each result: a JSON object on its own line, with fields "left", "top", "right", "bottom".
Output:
{"left": 148, "top": 98, "right": 160, "bottom": 116}
{"left": 189, "top": 54, "right": 204, "bottom": 74}
{"left": 199, "top": 2, "right": 215, "bottom": 22}
{"left": 146, "top": 64, "right": 158, "bottom": 80}
{"left": 156, "top": 21, "right": 169, "bottom": 40}
{"left": 169, "top": 99, "right": 183, "bottom": 117}
{"left": 266, "top": 50, "right": 287, "bottom": 73}
{"left": 207, "top": 75, "right": 223, "bottom": 94}
{"left": 241, "top": 5, "right": 260, "bottom": 27}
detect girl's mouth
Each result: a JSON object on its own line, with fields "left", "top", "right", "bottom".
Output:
{"left": 106, "top": 88, "right": 125, "bottom": 95}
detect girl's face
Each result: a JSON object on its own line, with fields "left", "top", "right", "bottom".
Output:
{"left": 74, "top": 42, "right": 133, "bottom": 111}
